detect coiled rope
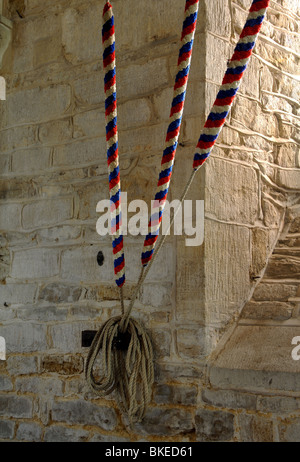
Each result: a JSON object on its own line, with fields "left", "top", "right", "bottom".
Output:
{"left": 85, "top": 0, "right": 270, "bottom": 424}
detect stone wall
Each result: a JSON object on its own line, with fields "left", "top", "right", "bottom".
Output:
{"left": 0, "top": 0, "right": 299, "bottom": 442}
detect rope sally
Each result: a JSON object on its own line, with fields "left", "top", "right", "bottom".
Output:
{"left": 85, "top": 0, "right": 270, "bottom": 424}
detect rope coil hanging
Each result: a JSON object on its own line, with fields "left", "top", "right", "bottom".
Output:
{"left": 85, "top": 0, "right": 270, "bottom": 424}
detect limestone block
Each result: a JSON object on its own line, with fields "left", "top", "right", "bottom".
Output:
{"left": 6, "top": 355, "right": 38, "bottom": 375}
{"left": 251, "top": 228, "right": 271, "bottom": 278}
{"left": 73, "top": 109, "right": 104, "bottom": 139}
{"left": 278, "top": 418, "right": 300, "bottom": 442}
{"left": 151, "top": 328, "right": 171, "bottom": 359}
{"left": 52, "top": 399, "right": 117, "bottom": 431}
{"left": 118, "top": 98, "right": 152, "bottom": 130}
{"left": 0, "top": 202, "right": 22, "bottom": 230}
{"left": 205, "top": 0, "right": 231, "bottom": 37}
{"left": 33, "top": 35, "right": 62, "bottom": 68}
{"left": 205, "top": 221, "right": 251, "bottom": 325}
{"left": 0, "top": 153, "right": 9, "bottom": 173}
{"left": 0, "top": 245, "right": 10, "bottom": 282}
{"left": 154, "top": 384, "right": 198, "bottom": 406}
{"left": 176, "top": 326, "right": 205, "bottom": 360}
{"left": 44, "top": 425, "right": 89, "bottom": 443}
{"left": 133, "top": 407, "right": 194, "bottom": 436}
{"left": 11, "top": 147, "right": 50, "bottom": 175}
{"left": 0, "top": 320, "right": 48, "bottom": 353}
{"left": 38, "top": 118, "right": 73, "bottom": 145}
{"left": 0, "top": 395, "right": 33, "bottom": 418}
{"left": 53, "top": 138, "right": 107, "bottom": 168}
{"left": 15, "top": 422, "right": 42, "bottom": 442}
{"left": 205, "top": 33, "right": 229, "bottom": 85}
{"left": 0, "top": 283, "right": 37, "bottom": 306}
{"left": 257, "top": 395, "right": 299, "bottom": 414}
{"left": 17, "top": 305, "right": 69, "bottom": 322}
{"left": 238, "top": 414, "right": 273, "bottom": 442}
{"left": 211, "top": 325, "right": 300, "bottom": 376}
{"left": 73, "top": 73, "right": 104, "bottom": 107}
{"left": 195, "top": 408, "right": 234, "bottom": 442}
{"left": 37, "top": 225, "right": 81, "bottom": 245}
{"left": 11, "top": 248, "right": 60, "bottom": 279}
{"left": 265, "top": 254, "right": 300, "bottom": 279}
{"left": 61, "top": 6, "right": 103, "bottom": 64}
{"left": 202, "top": 388, "right": 257, "bottom": 411}
{"left": 0, "top": 375, "right": 13, "bottom": 391}
{"left": 175, "top": 240, "right": 205, "bottom": 323}
{"left": 117, "top": 57, "right": 169, "bottom": 100}
{"left": 41, "top": 354, "right": 83, "bottom": 375}
{"left": 15, "top": 376, "right": 64, "bottom": 396}
{"left": 205, "top": 157, "right": 258, "bottom": 224}
{"left": 22, "top": 196, "right": 73, "bottom": 230}
{"left": 241, "top": 301, "right": 293, "bottom": 321}
{"left": 4, "top": 84, "right": 71, "bottom": 126}
{"left": 49, "top": 321, "right": 94, "bottom": 353}
{"left": 0, "top": 125, "right": 37, "bottom": 153}
{"left": 276, "top": 168, "right": 300, "bottom": 190}
{"left": 39, "top": 282, "right": 82, "bottom": 304}
{"left": 0, "top": 420, "right": 15, "bottom": 439}
{"left": 252, "top": 282, "right": 298, "bottom": 302}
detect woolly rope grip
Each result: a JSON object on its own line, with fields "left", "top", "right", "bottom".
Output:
{"left": 193, "top": 0, "right": 270, "bottom": 169}
{"left": 102, "top": 1, "right": 125, "bottom": 287}
{"left": 142, "top": 0, "right": 199, "bottom": 267}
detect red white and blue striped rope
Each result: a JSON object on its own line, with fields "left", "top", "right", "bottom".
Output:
{"left": 102, "top": 0, "right": 270, "bottom": 287}
{"left": 193, "top": 0, "right": 270, "bottom": 169}
{"left": 102, "top": 2, "right": 125, "bottom": 287}
{"left": 142, "top": 0, "right": 199, "bottom": 267}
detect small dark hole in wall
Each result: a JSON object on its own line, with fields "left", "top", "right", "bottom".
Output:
{"left": 82, "top": 330, "right": 97, "bottom": 347}
{"left": 97, "top": 251, "right": 104, "bottom": 266}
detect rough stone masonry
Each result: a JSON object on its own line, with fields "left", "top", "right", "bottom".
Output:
{"left": 0, "top": 0, "right": 299, "bottom": 442}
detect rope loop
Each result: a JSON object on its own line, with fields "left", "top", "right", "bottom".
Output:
{"left": 85, "top": 315, "right": 154, "bottom": 424}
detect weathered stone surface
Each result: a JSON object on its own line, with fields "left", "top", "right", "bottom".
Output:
{"left": 22, "top": 197, "right": 74, "bottom": 229}
{"left": 11, "top": 148, "right": 50, "bottom": 175}
{"left": 0, "top": 203, "right": 22, "bottom": 230}
{"left": 176, "top": 327, "right": 205, "bottom": 360}
{"left": 252, "top": 282, "right": 298, "bottom": 302}
{"left": 41, "top": 355, "right": 83, "bottom": 375}
{"left": 1, "top": 321, "right": 47, "bottom": 353}
{"left": 4, "top": 85, "right": 71, "bottom": 126}
{"left": 205, "top": 157, "right": 258, "bottom": 224}
{"left": 251, "top": 228, "right": 271, "bottom": 278}
{"left": 195, "top": 409, "right": 234, "bottom": 442}
{"left": 7, "top": 355, "right": 38, "bottom": 375}
{"left": 202, "top": 389, "right": 257, "bottom": 411}
{"left": 257, "top": 395, "right": 299, "bottom": 414}
{"left": 133, "top": 407, "right": 194, "bottom": 436}
{"left": 44, "top": 425, "right": 89, "bottom": 442}
{"left": 0, "top": 375, "right": 13, "bottom": 391}
{"left": 52, "top": 399, "right": 117, "bottom": 431}
{"left": 265, "top": 254, "right": 300, "bottom": 279}
{"left": 0, "top": 420, "right": 15, "bottom": 440}
{"left": 238, "top": 414, "right": 273, "bottom": 442}
{"left": 39, "top": 283, "right": 82, "bottom": 304}
{"left": 15, "top": 422, "right": 42, "bottom": 442}
{"left": 0, "top": 283, "right": 37, "bottom": 306}
{"left": 154, "top": 384, "right": 197, "bottom": 406}
{"left": 212, "top": 325, "right": 300, "bottom": 374}
{"left": 241, "top": 301, "right": 293, "bottom": 321}
{"left": 278, "top": 418, "right": 300, "bottom": 442}
{"left": 15, "top": 376, "right": 64, "bottom": 396}
{"left": 0, "top": 395, "right": 33, "bottom": 418}
{"left": 11, "top": 248, "right": 60, "bottom": 279}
